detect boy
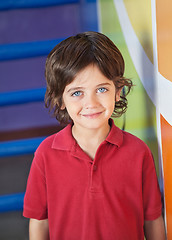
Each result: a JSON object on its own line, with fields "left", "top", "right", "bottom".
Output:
{"left": 23, "top": 31, "right": 165, "bottom": 239}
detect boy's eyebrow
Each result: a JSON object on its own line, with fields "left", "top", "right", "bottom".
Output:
{"left": 67, "top": 87, "right": 83, "bottom": 93}
{"left": 96, "top": 83, "right": 112, "bottom": 87}
{"left": 67, "top": 83, "right": 112, "bottom": 93}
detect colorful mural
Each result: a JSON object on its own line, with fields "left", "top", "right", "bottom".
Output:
{"left": 156, "top": 0, "right": 172, "bottom": 238}
{"left": 99, "top": 0, "right": 172, "bottom": 238}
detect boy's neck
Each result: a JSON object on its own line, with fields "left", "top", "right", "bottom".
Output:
{"left": 71, "top": 122, "right": 111, "bottom": 159}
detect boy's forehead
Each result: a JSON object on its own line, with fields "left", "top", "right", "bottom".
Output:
{"left": 65, "top": 64, "right": 112, "bottom": 90}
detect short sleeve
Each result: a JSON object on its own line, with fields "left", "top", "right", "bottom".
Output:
{"left": 142, "top": 148, "right": 162, "bottom": 221}
{"left": 23, "top": 152, "right": 48, "bottom": 220}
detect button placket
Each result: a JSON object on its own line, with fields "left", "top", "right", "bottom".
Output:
{"left": 93, "top": 164, "right": 97, "bottom": 171}
{"left": 89, "top": 159, "right": 102, "bottom": 192}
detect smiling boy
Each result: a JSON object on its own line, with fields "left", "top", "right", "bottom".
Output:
{"left": 62, "top": 64, "right": 119, "bottom": 159}
{"left": 23, "top": 32, "right": 165, "bottom": 240}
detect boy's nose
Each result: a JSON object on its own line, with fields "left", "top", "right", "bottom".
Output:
{"left": 84, "top": 93, "right": 99, "bottom": 109}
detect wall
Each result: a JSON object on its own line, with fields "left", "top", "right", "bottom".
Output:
{"left": 98, "top": 0, "right": 172, "bottom": 238}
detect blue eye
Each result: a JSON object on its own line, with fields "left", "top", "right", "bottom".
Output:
{"left": 72, "top": 91, "right": 82, "bottom": 97}
{"left": 97, "top": 87, "right": 107, "bottom": 93}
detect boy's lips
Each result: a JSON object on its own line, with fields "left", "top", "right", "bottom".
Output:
{"left": 81, "top": 111, "right": 103, "bottom": 119}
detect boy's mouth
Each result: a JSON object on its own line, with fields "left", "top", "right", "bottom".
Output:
{"left": 81, "top": 111, "right": 103, "bottom": 119}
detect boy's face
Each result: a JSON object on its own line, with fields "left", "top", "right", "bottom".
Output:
{"left": 62, "top": 64, "right": 121, "bottom": 131}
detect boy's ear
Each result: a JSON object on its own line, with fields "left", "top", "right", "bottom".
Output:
{"left": 115, "top": 88, "right": 123, "bottom": 102}
{"left": 60, "top": 100, "right": 66, "bottom": 110}
{"left": 54, "top": 97, "right": 66, "bottom": 110}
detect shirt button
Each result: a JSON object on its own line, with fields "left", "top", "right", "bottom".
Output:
{"left": 93, "top": 165, "right": 97, "bottom": 171}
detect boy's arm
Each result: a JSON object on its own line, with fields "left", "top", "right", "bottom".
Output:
{"left": 29, "top": 218, "right": 49, "bottom": 240}
{"left": 144, "top": 215, "right": 166, "bottom": 240}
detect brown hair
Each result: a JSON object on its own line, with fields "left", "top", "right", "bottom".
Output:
{"left": 45, "top": 31, "right": 133, "bottom": 123}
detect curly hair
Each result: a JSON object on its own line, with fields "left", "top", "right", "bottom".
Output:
{"left": 45, "top": 31, "right": 133, "bottom": 123}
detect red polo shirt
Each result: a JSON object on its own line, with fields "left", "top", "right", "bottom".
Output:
{"left": 23, "top": 119, "right": 162, "bottom": 240}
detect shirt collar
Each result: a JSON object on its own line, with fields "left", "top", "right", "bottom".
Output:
{"left": 52, "top": 123, "right": 75, "bottom": 151}
{"left": 106, "top": 118, "right": 123, "bottom": 147}
{"left": 52, "top": 118, "right": 123, "bottom": 151}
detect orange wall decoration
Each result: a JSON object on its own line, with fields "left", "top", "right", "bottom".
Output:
{"left": 161, "top": 115, "right": 172, "bottom": 239}
{"left": 156, "top": 0, "right": 172, "bottom": 238}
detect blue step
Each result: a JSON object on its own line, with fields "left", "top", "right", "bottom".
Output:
{"left": 0, "top": 38, "right": 65, "bottom": 61}
{"left": 0, "top": 0, "right": 79, "bottom": 10}
{"left": 0, "top": 192, "right": 25, "bottom": 212}
{"left": 0, "top": 137, "right": 45, "bottom": 157}
{"left": 0, "top": 88, "right": 46, "bottom": 107}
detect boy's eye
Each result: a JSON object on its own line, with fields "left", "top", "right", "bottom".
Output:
{"left": 71, "top": 91, "right": 82, "bottom": 97}
{"left": 97, "top": 87, "right": 107, "bottom": 93}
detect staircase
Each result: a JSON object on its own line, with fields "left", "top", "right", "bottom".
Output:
{"left": 0, "top": 0, "right": 98, "bottom": 239}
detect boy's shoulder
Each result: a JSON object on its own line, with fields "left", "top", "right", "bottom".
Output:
{"left": 122, "top": 129, "right": 145, "bottom": 143}
{"left": 108, "top": 120, "right": 151, "bottom": 155}
{"left": 121, "top": 129, "right": 152, "bottom": 154}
